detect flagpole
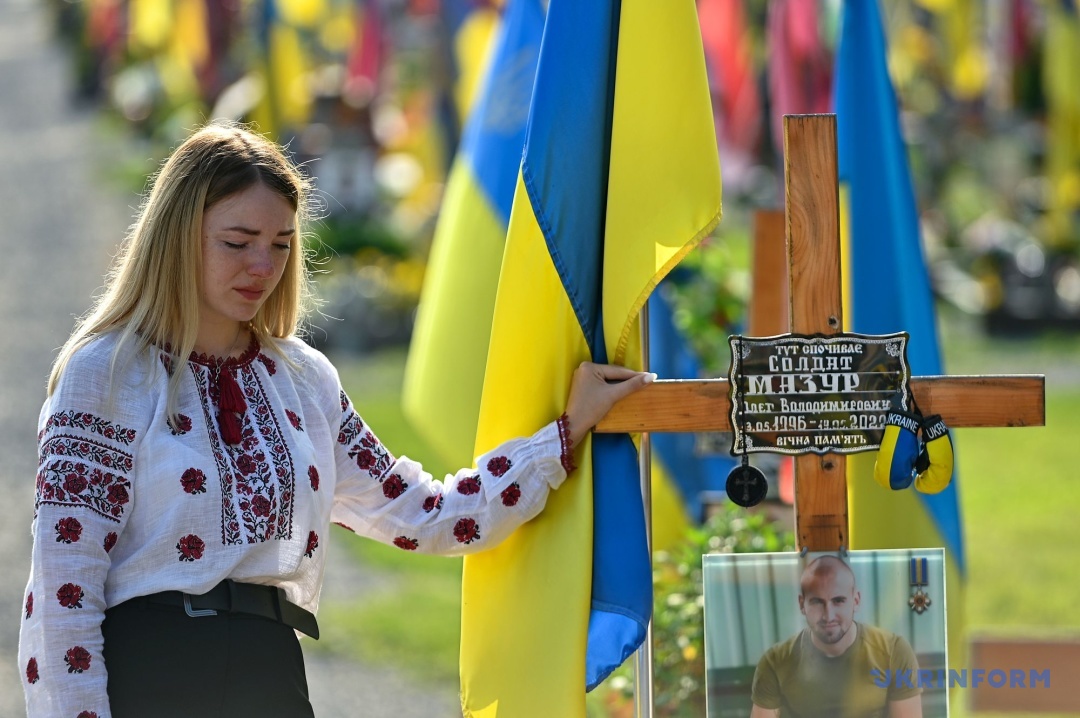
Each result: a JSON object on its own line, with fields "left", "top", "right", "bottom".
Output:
{"left": 633, "top": 305, "right": 654, "bottom": 718}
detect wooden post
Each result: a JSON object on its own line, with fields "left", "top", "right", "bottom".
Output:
{"left": 784, "top": 115, "right": 847, "bottom": 551}
{"left": 750, "top": 209, "right": 788, "bottom": 338}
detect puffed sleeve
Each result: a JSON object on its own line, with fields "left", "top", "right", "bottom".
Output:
{"left": 19, "top": 338, "right": 151, "bottom": 718}
{"left": 328, "top": 381, "right": 575, "bottom": 556}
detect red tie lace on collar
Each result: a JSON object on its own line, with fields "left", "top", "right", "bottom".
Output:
{"left": 215, "top": 367, "right": 247, "bottom": 444}
{"left": 185, "top": 336, "right": 261, "bottom": 446}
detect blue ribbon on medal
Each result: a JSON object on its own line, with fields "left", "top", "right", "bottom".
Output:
{"left": 909, "top": 557, "right": 932, "bottom": 615}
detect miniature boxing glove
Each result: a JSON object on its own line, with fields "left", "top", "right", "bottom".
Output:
{"left": 874, "top": 401, "right": 922, "bottom": 491}
{"left": 914, "top": 414, "right": 953, "bottom": 494}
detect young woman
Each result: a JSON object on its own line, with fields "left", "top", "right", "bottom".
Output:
{"left": 18, "top": 121, "right": 652, "bottom": 718}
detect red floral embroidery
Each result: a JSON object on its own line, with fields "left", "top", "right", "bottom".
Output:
{"left": 345, "top": 429, "right": 393, "bottom": 479}
{"left": 457, "top": 475, "right": 481, "bottom": 496}
{"left": 57, "top": 583, "right": 85, "bottom": 609}
{"left": 37, "top": 460, "right": 132, "bottom": 522}
{"left": 77, "top": 712, "right": 100, "bottom": 718}
{"left": 238, "top": 368, "right": 296, "bottom": 542}
{"left": 393, "top": 536, "right": 419, "bottom": 551}
{"left": 250, "top": 495, "right": 272, "bottom": 517}
{"left": 454, "top": 518, "right": 480, "bottom": 545}
{"left": 41, "top": 411, "right": 138, "bottom": 445}
{"left": 286, "top": 409, "right": 303, "bottom": 431}
{"left": 196, "top": 363, "right": 297, "bottom": 545}
{"left": 304, "top": 531, "right": 319, "bottom": 557}
{"left": 65, "top": 472, "right": 88, "bottom": 495}
{"left": 339, "top": 390, "right": 350, "bottom": 413}
{"left": 26, "top": 657, "right": 39, "bottom": 684}
{"left": 308, "top": 465, "right": 319, "bottom": 491}
{"left": 180, "top": 468, "right": 207, "bottom": 494}
{"left": 501, "top": 482, "right": 522, "bottom": 507}
{"left": 333, "top": 521, "right": 355, "bottom": 532}
{"left": 25, "top": 593, "right": 32, "bottom": 619}
{"left": 557, "top": 412, "right": 577, "bottom": 473}
{"left": 382, "top": 474, "right": 407, "bottom": 499}
{"left": 176, "top": 534, "right": 205, "bottom": 561}
{"left": 39, "top": 435, "right": 133, "bottom": 473}
{"left": 235, "top": 453, "right": 258, "bottom": 475}
{"left": 257, "top": 353, "right": 277, "bottom": 374}
{"left": 107, "top": 483, "right": 130, "bottom": 507}
{"left": 422, "top": 493, "right": 443, "bottom": 513}
{"left": 65, "top": 646, "right": 92, "bottom": 673}
{"left": 487, "top": 456, "right": 512, "bottom": 477}
{"left": 337, "top": 411, "right": 364, "bottom": 446}
{"left": 355, "top": 449, "right": 375, "bottom": 470}
{"left": 169, "top": 414, "right": 192, "bottom": 435}
{"left": 55, "top": 517, "right": 83, "bottom": 543}
{"left": 104, "top": 532, "right": 118, "bottom": 553}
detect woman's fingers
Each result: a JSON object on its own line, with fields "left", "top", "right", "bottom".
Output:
{"left": 564, "top": 363, "right": 656, "bottom": 447}
{"left": 607, "top": 370, "right": 655, "bottom": 401}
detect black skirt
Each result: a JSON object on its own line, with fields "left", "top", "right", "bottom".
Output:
{"left": 102, "top": 595, "right": 316, "bottom": 718}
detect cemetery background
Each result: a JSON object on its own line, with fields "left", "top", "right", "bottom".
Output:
{"left": 2, "top": 0, "right": 1079, "bottom": 716}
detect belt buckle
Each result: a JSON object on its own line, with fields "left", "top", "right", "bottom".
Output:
{"left": 183, "top": 593, "right": 218, "bottom": 618}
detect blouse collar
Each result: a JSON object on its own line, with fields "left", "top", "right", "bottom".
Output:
{"left": 187, "top": 334, "right": 262, "bottom": 370}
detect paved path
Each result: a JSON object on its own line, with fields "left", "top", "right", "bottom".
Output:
{"left": 0, "top": 2, "right": 459, "bottom": 715}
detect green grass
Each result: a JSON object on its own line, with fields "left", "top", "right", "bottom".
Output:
{"left": 937, "top": 307, "right": 1080, "bottom": 634}
{"left": 957, "top": 390, "right": 1080, "bottom": 635}
{"left": 316, "top": 549, "right": 463, "bottom": 684}
{"left": 304, "top": 348, "right": 463, "bottom": 686}
{"left": 310, "top": 315, "right": 1080, "bottom": 714}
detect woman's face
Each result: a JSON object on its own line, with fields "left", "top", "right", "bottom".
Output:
{"left": 199, "top": 182, "right": 295, "bottom": 343}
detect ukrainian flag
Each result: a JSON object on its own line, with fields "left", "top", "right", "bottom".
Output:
{"left": 403, "top": 0, "right": 544, "bottom": 471}
{"left": 459, "top": 0, "right": 721, "bottom": 714}
{"left": 835, "top": 0, "right": 966, "bottom": 685}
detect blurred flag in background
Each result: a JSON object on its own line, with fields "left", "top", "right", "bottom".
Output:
{"left": 835, "top": 0, "right": 967, "bottom": 690}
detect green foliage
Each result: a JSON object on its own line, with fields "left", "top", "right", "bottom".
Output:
{"left": 664, "top": 229, "right": 752, "bottom": 377}
{"left": 309, "top": 215, "right": 410, "bottom": 264}
{"left": 603, "top": 504, "right": 795, "bottom": 717}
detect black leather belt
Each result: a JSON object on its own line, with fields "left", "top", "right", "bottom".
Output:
{"left": 144, "top": 579, "right": 319, "bottom": 640}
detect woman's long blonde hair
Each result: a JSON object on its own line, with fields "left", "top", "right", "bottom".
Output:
{"left": 49, "top": 120, "right": 318, "bottom": 418}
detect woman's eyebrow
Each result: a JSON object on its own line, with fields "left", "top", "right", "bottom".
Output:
{"left": 218, "top": 225, "right": 296, "bottom": 236}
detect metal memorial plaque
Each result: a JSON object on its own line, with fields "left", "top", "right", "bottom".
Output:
{"left": 728, "top": 332, "right": 910, "bottom": 455}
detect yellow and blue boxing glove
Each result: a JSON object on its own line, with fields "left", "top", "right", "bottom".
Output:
{"left": 914, "top": 414, "right": 953, "bottom": 494}
{"left": 874, "top": 398, "right": 922, "bottom": 490}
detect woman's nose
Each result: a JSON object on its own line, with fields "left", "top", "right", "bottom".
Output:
{"left": 248, "top": 247, "right": 274, "bottom": 277}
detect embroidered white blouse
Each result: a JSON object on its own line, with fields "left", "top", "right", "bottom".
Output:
{"left": 19, "top": 332, "right": 572, "bottom": 718}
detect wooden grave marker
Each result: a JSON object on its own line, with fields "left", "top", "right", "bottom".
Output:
{"left": 596, "top": 114, "right": 1045, "bottom": 553}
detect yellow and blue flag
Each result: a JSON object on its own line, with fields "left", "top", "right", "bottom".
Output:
{"left": 250, "top": 0, "right": 315, "bottom": 138}
{"left": 459, "top": 0, "right": 721, "bottom": 714}
{"left": 835, "top": 0, "right": 966, "bottom": 677}
{"left": 403, "top": 0, "right": 543, "bottom": 471}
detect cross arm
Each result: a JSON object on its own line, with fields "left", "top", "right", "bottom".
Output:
{"left": 594, "top": 375, "right": 1045, "bottom": 433}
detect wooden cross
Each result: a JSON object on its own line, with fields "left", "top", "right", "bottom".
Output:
{"left": 596, "top": 114, "right": 1045, "bottom": 552}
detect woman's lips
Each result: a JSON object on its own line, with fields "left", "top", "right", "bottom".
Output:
{"left": 236, "top": 288, "right": 264, "bottom": 300}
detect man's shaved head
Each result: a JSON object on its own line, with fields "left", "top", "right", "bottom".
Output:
{"left": 798, "top": 555, "right": 860, "bottom": 655}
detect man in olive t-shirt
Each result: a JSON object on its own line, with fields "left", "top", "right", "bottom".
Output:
{"left": 749, "top": 556, "right": 923, "bottom": 718}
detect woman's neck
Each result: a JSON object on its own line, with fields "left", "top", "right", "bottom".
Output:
{"left": 194, "top": 322, "right": 247, "bottom": 359}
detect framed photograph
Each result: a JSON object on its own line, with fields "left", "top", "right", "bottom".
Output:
{"left": 703, "top": 548, "right": 948, "bottom": 717}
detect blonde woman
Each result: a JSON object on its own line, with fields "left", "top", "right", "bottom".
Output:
{"left": 18, "top": 121, "right": 652, "bottom": 718}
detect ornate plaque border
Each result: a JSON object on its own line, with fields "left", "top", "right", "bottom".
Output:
{"left": 728, "top": 332, "right": 911, "bottom": 456}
